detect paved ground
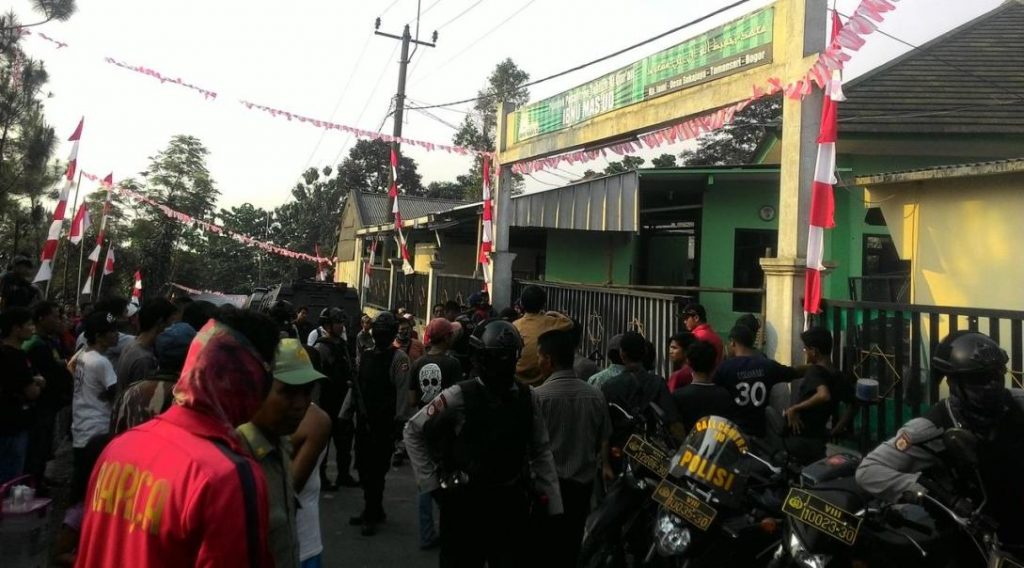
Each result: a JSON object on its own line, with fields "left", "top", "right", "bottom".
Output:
{"left": 320, "top": 461, "right": 439, "bottom": 568}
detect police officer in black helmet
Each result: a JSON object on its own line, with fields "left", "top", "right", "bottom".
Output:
{"left": 404, "top": 319, "right": 563, "bottom": 567}
{"left": 349, "top": 312, "right": 410, "bottom": 536}
{"left": 313, "top": 307, "right": 357, "bottom": 489}
{"left": 857, "top": 331, "right": 1024, "bottom": 554}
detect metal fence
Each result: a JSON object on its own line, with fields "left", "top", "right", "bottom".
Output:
{"left": 435, "top": 273, "right": 486, "bottom": 309}
{"left": 394, "top": 272, "right": 428, "bottom": 322}
{"left": 820, "top": 299, "right": 1024, "bottom": 449}
{"left": 512, "top": 280, "right": 687, "bottom": 377}
{"left": 365, "top": 267, "right": 390, "bottom": 310}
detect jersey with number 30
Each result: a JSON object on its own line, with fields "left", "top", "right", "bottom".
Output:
{"left": 712, "top": 354, "right": 797, "bottom": 438}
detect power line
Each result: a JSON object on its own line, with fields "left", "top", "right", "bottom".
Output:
{"left": 380, "top": 0, "right": 403, "bottom": 17}
{"left": 833, "top": 8, "right": 1024, "bottom": 103}
{"left": 436, "top": 0, "right": 486, "bottom": 30}
{"left": 411, "top": 0, "right": 538, "bottom": 86}
{"left": 331, "top": 42, "right": 401, "bottom": 166}
{"left": 299, "top": 30, "right": 375, "bottom": 172}
{"left": 410, "top": 0, "right": 749, "bottom": 107}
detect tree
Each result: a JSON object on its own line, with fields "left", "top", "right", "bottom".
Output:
{"left": 336, "top": 139, "right": 423, "bottom": 196}
{"left": 603, "top": 155, "right": 646, "bottom": 175}
{"left": 679, "top": 96, "right": 782, "bottom": 166}
{"left": 451, "top": 58, "right": 531, "bottom": 199}
{"left": 424, "top": 181, "right": 465, "bottom": 200}
{"left": 133, "top": 135, "right": 220, "bottom": 292}
{"left": 651, "top": 153, "right": 678, "bottom": 168}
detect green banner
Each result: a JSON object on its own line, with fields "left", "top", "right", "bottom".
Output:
{"left": 512, "top": 7, "right": 774, "bottom": 143}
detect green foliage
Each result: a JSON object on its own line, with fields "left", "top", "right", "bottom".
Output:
{"left": 651, "top": 153, "right": 678, "bottom": 168}
{"left": 336, "top": 139, "right": 423, "bottom": 195}
{"left": 679, "top": 96, "right": 782, "bottom": 166}
{"left": 602, "top": 155, "right": 646, "bottom": 174}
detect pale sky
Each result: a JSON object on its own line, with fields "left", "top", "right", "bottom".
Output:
{"left": 14, "top": 0, "right": 1005, "bottom": 209}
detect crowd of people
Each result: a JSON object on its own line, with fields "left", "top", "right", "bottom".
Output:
{"left": 2, "top": 253, "right": 1020, "bottom": 566}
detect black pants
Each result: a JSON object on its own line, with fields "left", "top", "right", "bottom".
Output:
{"left": 24, "top": 404, "right": 58, "bottom": 482}
{"left": 320, "top": 414, "right": 354, "bottom": 482}
{"left": 439, "top": 485, "right": 530, "bottom": 568}
{"left": 541, "top": 479, "right": 592, "bottom": 568}
{"left": 354, "top": 422, "right": 392, "bottom": 522}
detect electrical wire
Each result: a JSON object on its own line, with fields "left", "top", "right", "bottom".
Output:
{"left": 436, "top": 0, "right": 486, "bottom": 30}
{"left": 380, "top": 0, "right": 403, "bottom": 17}
{"left": 331, "top": 42, "right": 400, "bottom": 166}
{"left": 833, "top": 8, "right": 1024, "bottom": 103}
{"left": 409, "top": 0, "right": 749, "bottom": 106}
{"left": 410, "top": 0, "right": 538, "bottom": 86}
{"left": 299, "top": 30, "right": 375, "bottom": 172}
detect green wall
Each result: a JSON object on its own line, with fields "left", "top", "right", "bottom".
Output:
{"left": 699, "top": 180, "right": 779, "bottom": 333}
{"left": 545, "top": 229, "right": 636, "bottom": 285}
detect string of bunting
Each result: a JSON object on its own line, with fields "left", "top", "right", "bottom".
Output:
{"left": 170, "top": 282, "right": 229, "bottom": 297}
{"left": 512, "top": 0, "right": 900, "bottom": 175}
{"left": 80, "top": 171, "right": 336, "bottom": 265}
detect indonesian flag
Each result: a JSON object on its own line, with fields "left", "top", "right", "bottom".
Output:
{"left": 803, "top": 13, "right": 844, "bottom": 327}
{"left": 103, "top": 243, "right": 115, "bottom": 275}
{"left": 315, "top": 243, "right": 327, "bottom": 281}
{"left": 34, "top": 117, "right": 84, "bottom": 283}
{"left": 388, "top": 146, "right": 414, "bottom": 275}
{"left": 131, "top": 270, "right": 142, "bottom": 305}
{"left": 362, "top": 239, "right": 378, "bottom": 288}
{"left": 388, "top": 147, "right": 399, "bottom": 198}
{"left": 69, "top": 202, "right": 91, "bottom": 245}
{"left": 479, "top": 157, "right": 493, "bottom": 291}
{"left": 83, "top": 174, "right": 114, "bottom": 294}
{"left": 81, "top": 263, "right": 96, "bottom": 297}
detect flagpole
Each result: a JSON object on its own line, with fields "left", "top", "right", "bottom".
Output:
{"left": 97, "top": 242, "right": 108, "bottom": 298}
{"left": 62, "top": 170, "right": 84, "bottom": 303}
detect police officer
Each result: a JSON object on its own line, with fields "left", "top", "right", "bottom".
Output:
{"left": 313, "top": 307, "right": 357, "bottom": 489}
{"left": 349, "top": 312, "right": 410, "bottom": 536}
{"left": 404, "top": 319, "right": 563, "bottom": 568}
{"left": 856, "top": 331, "right": 1024, "bottom": 553}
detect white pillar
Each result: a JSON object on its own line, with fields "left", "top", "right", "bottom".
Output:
{"left": 491, "top": 102, "right": 516, "bottom": 311}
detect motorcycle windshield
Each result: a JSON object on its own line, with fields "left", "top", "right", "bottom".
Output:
{"left": 670, "top": 415, "right": 749, "bottom": 496}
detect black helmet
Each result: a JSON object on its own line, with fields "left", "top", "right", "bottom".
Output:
{"left": 320, "top": 307, "right": 347, "bottom": 325}
{"left": 932, "top": 331, "right": 1008, "bottom": 378}
{"left": 470, "top": 319, "right": 523, "bottom": 388}
{"left": 371, "top": 311, "right": 399, "bottom": 348}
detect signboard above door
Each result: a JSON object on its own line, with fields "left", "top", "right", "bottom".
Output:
{"left": 511, "top": 7, "right": 774, "bottom": 144}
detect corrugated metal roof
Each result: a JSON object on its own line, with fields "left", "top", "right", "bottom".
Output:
{"left": 854, "top": 157, "right": 1024, "bottom": 185}
{"left": 351, "top": 192, "right": 466, "bottom": 227}
{"left": 510, "top": 170, "right": 639, "bottom": 232}
{"left": 840, "top": 2, "right": 1024, "bottom": 135}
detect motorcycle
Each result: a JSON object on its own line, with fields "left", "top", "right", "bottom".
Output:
{"left": 770, "top": 427, "right": 1021, "bottom": 568}
{"left": 578, "top": 402, "right": 678, "bottom": 568}
{"left": 648, "top": 415, "right": 793, "bottom": 567}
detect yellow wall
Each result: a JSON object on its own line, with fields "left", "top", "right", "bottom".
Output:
{"left": 868, "top": 174, "right": 1024, "bottom": 311}
{"left": 336, "top": 260, "right": 360, "bottom": 289}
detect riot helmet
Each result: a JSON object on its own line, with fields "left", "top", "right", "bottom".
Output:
{"left": 268, "top": 300, "right": 297, "bottom": 338}
{"left": 371, "top": 312, "right": 399, "bottom": 350}
{"left": 933, "top": 331, "right": 1010, "bottom": 432}
{"left": 470, "top": 319, "right": 523, "bottom": 390}
{"left": 320, "top": 307, "right": 348, "bottom": 336}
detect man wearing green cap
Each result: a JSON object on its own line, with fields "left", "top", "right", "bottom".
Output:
{"left": 238, "top": 338, "right": 325, "bottom": 568}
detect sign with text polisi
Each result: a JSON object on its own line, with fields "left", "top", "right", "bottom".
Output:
{"left": 511, "top": 7, "right": 774, "bottom": 143}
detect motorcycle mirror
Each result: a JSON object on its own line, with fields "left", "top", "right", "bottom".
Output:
{"left": 942, "top": 428, "right": 979, "bottom": 466}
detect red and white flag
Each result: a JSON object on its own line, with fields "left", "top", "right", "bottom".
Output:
{"left": 388, "top": 147, "right": 414, "bottom": 275}
{"left": 34, "top": 118, "right": 84, "bottom": 283}
{"left": 803, "top": 13, "right": 844, "bottom": 328}
{"left": 131, "top": 270, "right": 142, "bottom": 305}
{"left": 69, "top": 202, "right": 91, "bottom": 245}
{"left": 478, "top": 157, "right": 493, "bottom": 291}
{"left": 362, "top": 239, "right": 378, "bottom": 289}
{"left": 103, "top": 243, "right": 115, "bottom": 275}
{"left": 83, "top": 174, "right": 114, "bottom": 295}
{"left": 314, "top": 243, "right": 327, "bottom": 281}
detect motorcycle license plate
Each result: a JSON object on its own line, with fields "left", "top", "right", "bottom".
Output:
{"left": 652, "top": 479, "right": 718, "bottom": 531}
{"left": 782, "top": 488, "right": 862, "bottom": 546}
{"left": 623, "top": 434, "right": 669, "bottom": 478}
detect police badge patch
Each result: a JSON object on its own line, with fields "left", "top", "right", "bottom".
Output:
{"left": 895, "top": 430, "right": 912, "bottom": 452}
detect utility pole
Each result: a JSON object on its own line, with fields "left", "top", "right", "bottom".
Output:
{"left": 374, "top": 13, "right": 437, "bottom": 157}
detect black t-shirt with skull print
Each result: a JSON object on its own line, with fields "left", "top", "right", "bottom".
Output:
{"left": 409, "top": 352, "right": 464, "bottom": 407}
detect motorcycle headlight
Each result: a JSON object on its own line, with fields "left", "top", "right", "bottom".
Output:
{"left": 786, "top": 531, "right": 830, "bottom": 568}
{"left": 654, "top": 509, "right": 692, "bottom": 556}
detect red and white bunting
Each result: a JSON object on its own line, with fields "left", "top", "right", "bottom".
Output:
{"left": 102, "top": 243, "right": 116, "bottom": 276}
{"left": 103, "top": 57, "right": 218, "bottom": 100}
{"left": 69, "top": 201, "right": 91, "bottom": 245}
{"left": 131, "top": 270, "right": 143, "bottom": 306}
{"left": 478, "top": 157, "right": 493, "bottom": 292}
{"left": 803, "top": 12, "right": 846, "bottom": 327}
{"left": 34, "top": 118, "right": 83, "bottom": 283}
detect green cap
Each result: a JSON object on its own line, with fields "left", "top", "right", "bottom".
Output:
{"left": 273, "top": 338, "right": 326, "bottom": 385}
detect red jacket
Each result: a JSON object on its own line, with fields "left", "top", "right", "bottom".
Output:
{"left": 692, "top": 323, "right": 724, "bottom": 367}
{"left": 75, "top": 405, "right": 271, "bottom": 567}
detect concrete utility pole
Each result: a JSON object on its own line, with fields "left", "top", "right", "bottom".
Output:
{"left": 374, "top": 15, "right": 437, "bottom": 158}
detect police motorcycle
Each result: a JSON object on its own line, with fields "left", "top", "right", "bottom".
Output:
{"left": 578, "top": 402, "right": 679, "bottom": 568}
{"left": 647, "top": 415, "right": 793, "bottom": 568}
{"left": 766, "top": 423, "right": 1008, "bottom": 567}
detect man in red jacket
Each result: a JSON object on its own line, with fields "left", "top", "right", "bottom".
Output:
{"left": 75, "top": 309, "right": 281, "bottom": 568}
{"left": 682, "top": 303, "right": 723, "bottom": 368}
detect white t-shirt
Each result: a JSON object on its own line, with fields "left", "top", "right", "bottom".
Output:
{"left": 72, "top": 349, "right": 117, "bottom": 448}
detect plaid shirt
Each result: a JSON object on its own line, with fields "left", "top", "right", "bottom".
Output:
{"left": 534, "top": 370, "right": 612, "bottom": 484}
